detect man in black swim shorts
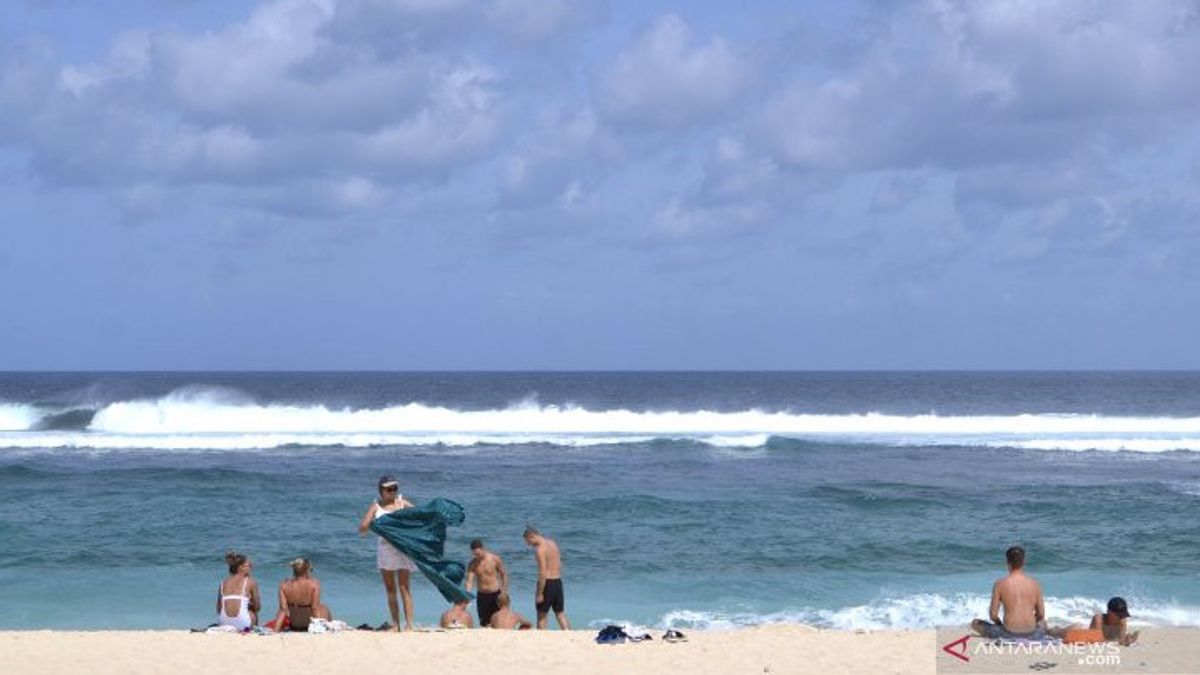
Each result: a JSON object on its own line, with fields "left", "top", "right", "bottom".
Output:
{"left": 466, "top": 539, "right": 508, "bottom": 628}
{"left": 524, "top": 526, "right": 570, "bottom": 630}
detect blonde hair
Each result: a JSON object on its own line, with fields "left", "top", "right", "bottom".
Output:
{"left": 497, "top": 592, "right": 511, "bottom": 609}
{"left": 290, "top": 558, "right": 311, "bottom": 576}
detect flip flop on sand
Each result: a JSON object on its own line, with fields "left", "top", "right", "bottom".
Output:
{"left": 663, "top": 629, "right": 687, "bottom": 643}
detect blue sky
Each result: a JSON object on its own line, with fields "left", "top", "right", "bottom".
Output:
{"left": 2, "top": 0, "right": 1199, "bottom": 369}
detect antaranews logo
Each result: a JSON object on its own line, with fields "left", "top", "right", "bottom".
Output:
{"left": 942, "top": 634, "right": 970, "bottom": 663}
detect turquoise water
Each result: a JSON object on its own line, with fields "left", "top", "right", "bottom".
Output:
{"left": 1, "top": 372, "right": 1199, "bottom": 629}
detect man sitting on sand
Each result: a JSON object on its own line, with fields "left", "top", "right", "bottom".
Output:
{"left": 487, "top": 592, "right": 532, "bottom": 630}
{"left": 466, "top": 539, "right": 508, "bottom": 628}
{"left": 524, "top": 526, "right": 570, "bottom": 630}
{"left": 971, "top": 546, "right": 1048, "bottom": 640}
{"left": 440, "top": 600, "right": 474, "bottom": 629}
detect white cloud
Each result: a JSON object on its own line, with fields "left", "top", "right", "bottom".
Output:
{"left": 487, "top": 0, "right": 604, "bottom": 42}
{"left": 354, "top": 62, "right": 501, "bottom": 168}
{"left": 334, "top": 175, "right": 384, "bottom": 208}
{"left": 757, "top": 1, "right": 1200, "bottom": 172}
{"left": 598, "top": 14, "right": 748, "bottom": 127}
{"left": 1, "top": 0, "right": 506, "bottom": 204}
{"left": 163, "top": 0, "right": 336, "bottom": 116}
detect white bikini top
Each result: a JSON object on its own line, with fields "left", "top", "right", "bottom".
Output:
{"left": 220, "top": 578, "right": 249, "bottom": 601}
{"left": 374, "top": 499, "right": 403, "bottom": 518}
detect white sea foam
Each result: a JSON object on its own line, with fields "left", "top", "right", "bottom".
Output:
{"left": 653, "top": 594, "right": 1200, "bottom": 631}
{"left": 995, "top": 438, "right": 1200, "bottom": 453}
{"left": 3, "top": 388, "right": 1200, "bottom": 451}
{"left": 1167, "top": 481, "right": 1200, "bottom": 498}
{"left": 0, "top": 431, "right": 658, "bottom": 451}
{"left": 0, "top": 403, "right": 40, "bottom": 431}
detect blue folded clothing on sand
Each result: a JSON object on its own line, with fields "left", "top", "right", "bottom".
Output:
{"left": 595, "top": 625, "right": 629, "bottom": 644}
{"left": 594, "top": 625, "right": 654, "bottom": 644}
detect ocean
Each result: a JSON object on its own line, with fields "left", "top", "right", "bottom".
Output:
{"left": 1, "top": 371, "right": 1198, "bottom": 630}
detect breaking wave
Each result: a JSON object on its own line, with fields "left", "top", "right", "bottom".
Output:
{"left": 3, "top": 388, "right": 1200, "bottom": 452}
{"left": 652, "top": 594, "right": 1200, "bottom": 630}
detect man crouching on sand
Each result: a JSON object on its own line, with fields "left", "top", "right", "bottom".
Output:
{"left": 488, "top": 592, "right": 532, "bottom": 630}
{"left": 440, "top": 600, "right": 473, "bottom": 629}
{"left": 524, "top": 526, "right": 571, "bottom": 630}
{"left": 971, "top": 546, "right": 1048, "bottom": 640}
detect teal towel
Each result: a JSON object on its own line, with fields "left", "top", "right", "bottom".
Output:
{"left": 369, "top": 498, "right": 475, "bottom": 604}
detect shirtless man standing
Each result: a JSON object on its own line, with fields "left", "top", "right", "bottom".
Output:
{"left": 971, "top": 546, "right": 1047, "bottom": 639}
{"left": 523, "top": 526, "right": 570, "bottom": 630}
{"left": 465, "top": 539, "right": 508, "bottom": 628}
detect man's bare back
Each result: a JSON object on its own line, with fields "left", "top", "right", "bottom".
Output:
{"left": 536, "top": 538, "right": 563, "bottom": 579}
{"left": 992, "top": 570, "right": 1044, "bottom": 633}
{"left": 487, "top": 592, "right": 531, "bottom": 630}
{"left": 440, "top": 602, "right": 473, "bottom": 629}
{"left": 971, "top": 547, "right": 1046, "bottom": 638}
{"left": 489, "top": 607, "right": 532, "bottom": 630}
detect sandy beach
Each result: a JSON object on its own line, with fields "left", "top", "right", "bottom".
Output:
{"left": 2, "top": 625, "right": 1195, "bottom": 675}
{"left": 1, "top": 625, "right": 920, "bottom": 675}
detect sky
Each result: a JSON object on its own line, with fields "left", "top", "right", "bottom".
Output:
{"left": 2, "top": 0, "right": 1199, "bottom": 370}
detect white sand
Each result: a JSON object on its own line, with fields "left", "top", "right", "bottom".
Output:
{"left": 2, "top": 625, "right": 926, "bottom": 675}
{"left": 3, "top": 625, "right": 1194, "bottom": 674}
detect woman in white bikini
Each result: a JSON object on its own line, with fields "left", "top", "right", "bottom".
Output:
{"left": 216, "top": 551, "right": 261, "bottom": 631}
{"left": 358, "top": 474, "right": 417, "bottom": 631}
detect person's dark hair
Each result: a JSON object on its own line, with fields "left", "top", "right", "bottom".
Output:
{"left": 1005, "top": 546, "right": 1025, "bottom": 569}
{"left": 225, "top": 550, "right": 248, "bottom": 574}
{"left": 470, "top": 539, "right": 484, "bottom": 550}
{"left": 523, "top": 526, "right": 540, "bottom": 538}
{"left": 1107, "top": 596, "right": 1130, "bottom": 619}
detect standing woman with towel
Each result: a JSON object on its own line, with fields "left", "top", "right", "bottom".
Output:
{"left": 358, "top": 474, "right": 417, "bottom": 631}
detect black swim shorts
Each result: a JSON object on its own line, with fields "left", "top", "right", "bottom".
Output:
{"left": 476, "top": 590, "right": 501, "bottom": 627}
{"left": 537, "top": 578, "right": 564, "bottom": 614}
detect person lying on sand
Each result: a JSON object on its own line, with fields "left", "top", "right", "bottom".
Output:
{"left": 272, "top": 558, "right": 332, "bottom": 632}
{"left": 1048, "top": 597, "right": 1140, "bottom": 646}
{"left": 440, "top": 600, "right": 474, "bottom": 629}
{"left": 970, "top": 546, "right": 1048, "bottom": 640}
{"left": 1092, "top": 597, "right": 1139, "bottom": 646}
{"left": 488, "top": 592, "right": 532, "bottom": 630}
